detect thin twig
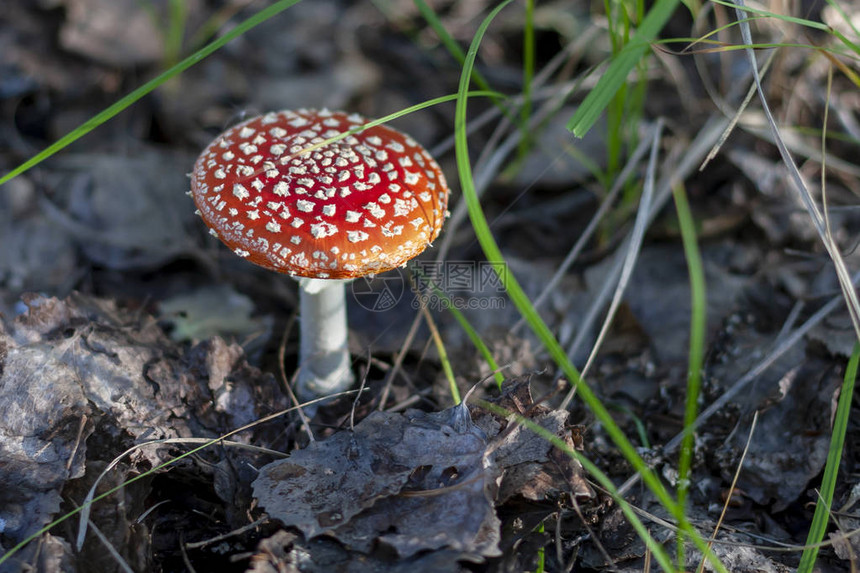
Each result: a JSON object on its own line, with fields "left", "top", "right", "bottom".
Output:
{"left": 617, "top": 282, "right": 856, "bottom": 498}
{"left": 732, "top": 0, "right": 860, "bottom": 340}
{"left": 179, "top": 532, "right": 198, "bottom": 573}
{"left": 75, "top": 389, "right": 365, "bottom": 550}
{"left": 184, "top": 516, "right": 268, "bottom": 550}
{"left": 350, "top": 352, "right": 371, "bottom": 431}
{"left": 696, "top": 412, "right": 758, "bottom": 573}
{"left": 277, "top": 311, "right": 314, "bottom": 442}
{"left": 579, "top": 119, "right": 663, "bottom": 381}
{"left": 560, "top": 115, "right": 729, "bottom": 389}
{"left": 66, "top": 414, "right": 88, "bottom": 474}
{"left": 510, "top": 126, "right": 654, "bottom": 334}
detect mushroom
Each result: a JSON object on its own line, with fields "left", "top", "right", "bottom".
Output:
{"left": 189, "top": 109, "right": 449, "bottom": 400}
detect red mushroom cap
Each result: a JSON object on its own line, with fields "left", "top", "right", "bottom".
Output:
{"left": 190, "top": 109, "right": 449, "bottom": 279}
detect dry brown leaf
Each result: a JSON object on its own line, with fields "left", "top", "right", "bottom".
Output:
{"left": 254, "top": 378, "right": 594, "bottom": 565}
{"left": 253, "top": 404, "right": 501, "bottom": 559}
{"left": 0, "top": 292, "right": 286, "bottom": 563}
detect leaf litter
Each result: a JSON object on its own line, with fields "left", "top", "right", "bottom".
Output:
{"left": 3, "top": 0, "right": 860, "bottom": 570}
{"left": 0, "top": 290, "right": 592, "bottom": 572}
{"left": 0, "top": 293, "right": 288, "bottom": 571}
{"left": 253, "top": 378, "right": 594, "bottom": 567}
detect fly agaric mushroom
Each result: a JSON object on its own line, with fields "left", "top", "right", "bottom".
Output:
{"left": 190, "top": 109, "right": 449, "bottom": 400}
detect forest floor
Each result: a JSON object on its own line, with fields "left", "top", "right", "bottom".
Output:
{"left": 1, "top": 1, "right": 860, "bottom": 572}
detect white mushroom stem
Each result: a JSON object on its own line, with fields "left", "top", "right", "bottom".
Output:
{"left": 295, "top": 277, "right": 355, "bottom": 401}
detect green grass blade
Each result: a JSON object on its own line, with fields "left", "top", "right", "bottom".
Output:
{"left": 672, "top": 184, "right": 707, "bottom": 567}
{"left": 453, "top": 3, "right": 727, "bottom": 571}
{"left": 165, "top": 0, "right": 188, "bottom": 68}
{"left": 456, "top": 6, "right": 730, "bottom": 570}
{"left": 535, "top": 521, "right": 546, "bottom": 572}
{"left": 443, "top": 301, "right": 505, "bottom": 389}
{"left": 259, "top": 90, "right": 505, "bottom": 185}
{"left": 476, "top": 399, "right": 677, "bottom": 573}
{"left": 433, "top": 289, "right": 505, "bottom": 388}
{"left": 824, "top": 0, "right": 860, "bottom": 40}
{"left": 419, "top": 305, "right": 461, "bottom": 403}
{"left": 608, "top": 403, "right": 651, "bottom": 447}
{"left": 567, "top": 0, "right": 680, "bottom": 137}
{"left": 0, "top": 392, "right": 357, "bottom": 567}
{"left": 798, "top": 343, "right": 860, "bottom": 572}
{"left": 710, "top": 1, "right": 859, "bottom": 59}
{"left": 730, "top": 0, "right": 860, "bottom": 339}
{"left": 456, "top": 0, "right": 661, "bottom": 515}
{"left": 715, "top": 1, "right": 860, "bottom": 60}
{"left": 0, "top": 0, "right": 304, "bottom": 187}
{"left": 411, "top": 265, "right": 505, "bottom": 388}
{"left": 710, "top": 0, "right": 830, "bottom": 31}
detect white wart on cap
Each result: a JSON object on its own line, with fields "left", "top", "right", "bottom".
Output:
{"left": 190, "top": 109, "right": 449, "bottom": 279}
